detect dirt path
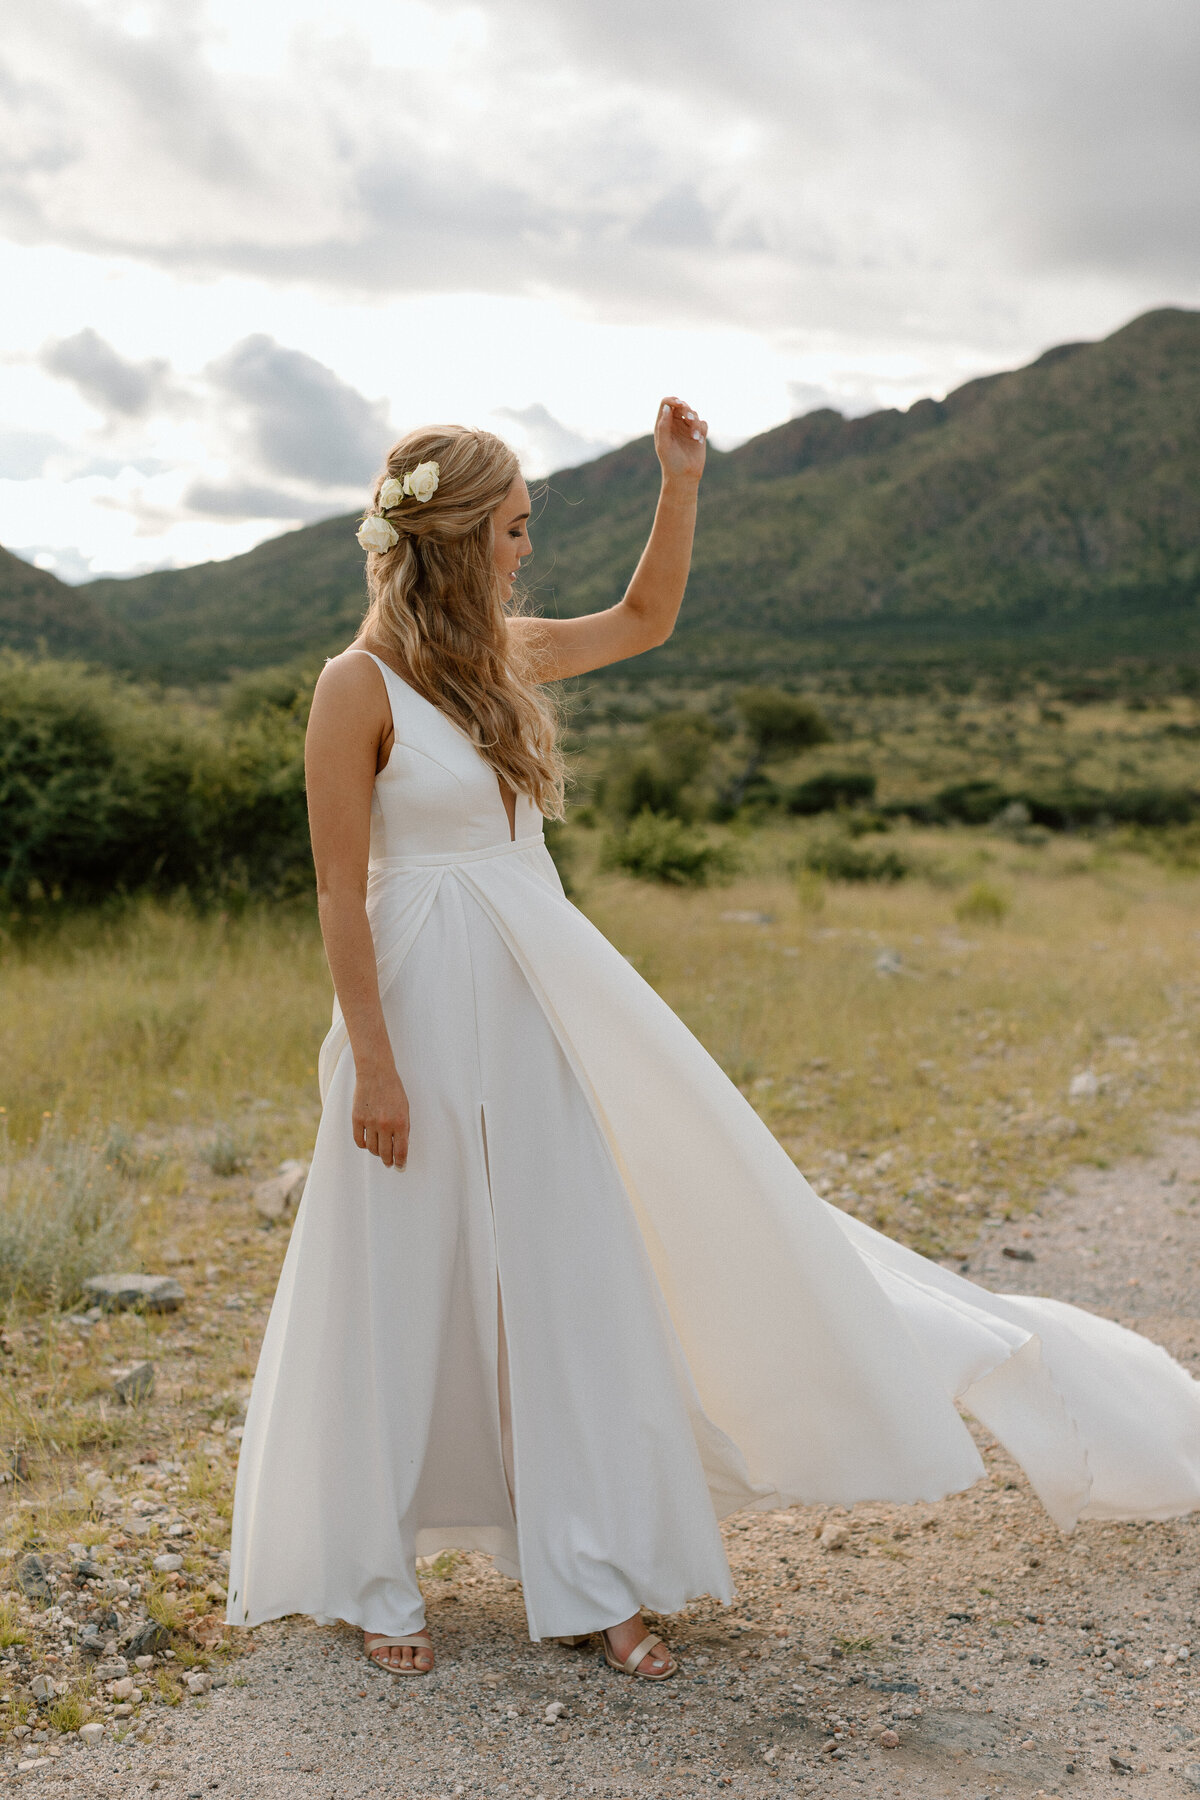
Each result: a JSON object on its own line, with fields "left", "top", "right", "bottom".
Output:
{"left": 19, "top": 1122, "right": 1200, "bottom": 1800}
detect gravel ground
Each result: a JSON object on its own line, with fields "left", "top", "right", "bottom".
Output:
{"left": 12, "top": 1120, "right": 1200, "bottom": 1800}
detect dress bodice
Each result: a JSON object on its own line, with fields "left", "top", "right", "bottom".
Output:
{"left": 353, "top": 651, "right": 544, "bottom": 863}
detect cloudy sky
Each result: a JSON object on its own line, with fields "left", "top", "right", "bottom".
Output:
{"left": 2, "top": 0, "right": 1197, "bottom": 581}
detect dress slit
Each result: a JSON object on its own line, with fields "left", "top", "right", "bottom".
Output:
{"left": 480, "top": 1103, "right": 517, "bottom": 1514}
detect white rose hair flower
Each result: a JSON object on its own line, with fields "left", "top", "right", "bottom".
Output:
{"left": 356, "top": 513, "right": 399, "bottom": 554}
{"left": 403, "top": 460, "right": 440, "bottom": 503}
{"left": 355, "top": 460, "right": 441, "bottom": 551}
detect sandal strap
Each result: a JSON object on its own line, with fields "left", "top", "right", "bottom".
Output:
{"left": 622, "top": 1632, "right": 667, "bottom": 1675}
{"left": 367, "top": 1633, "right": 432, "bottom": 1652}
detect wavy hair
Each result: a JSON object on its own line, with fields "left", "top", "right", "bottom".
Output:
{"left": 353, "top": 425, "right": 565, "bottom": 819}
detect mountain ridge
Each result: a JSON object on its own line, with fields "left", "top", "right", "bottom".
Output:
{"left": 3, "top": 307, "right": 1197, "bottom": 681}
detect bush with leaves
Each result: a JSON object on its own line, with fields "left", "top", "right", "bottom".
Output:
{"left": 603, "top": 809, "right": 739, "bottom": 887}
{"left": 803, "top": 833, "right": 909, "bottom": 883}
{"left": 603, "top": 710, "right": 720, "bottom": 823}
{"left": 724, "top": 687, "right": 833, "bottom": 812}
{"left": 0, "top": 652, "right": 315, "bottom": 909}
{"left": 787, "top": 770, "right": 877, "bottom": 815}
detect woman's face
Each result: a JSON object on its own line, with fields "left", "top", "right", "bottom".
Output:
{"left": 491, "top": 475, "right": 532, "bottom": 595}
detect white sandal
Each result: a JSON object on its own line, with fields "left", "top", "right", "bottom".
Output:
{"left": 364, "top": 1630, "right": 434, "bottom": 1676}
{"left": 558, "top": 1628, "right": 678, "bottom": 1680}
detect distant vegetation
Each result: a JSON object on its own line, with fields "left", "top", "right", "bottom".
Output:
{"left": 0, "top": 652, "right": 314, "bottom": 910}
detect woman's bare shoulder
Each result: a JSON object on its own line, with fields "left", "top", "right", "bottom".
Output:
{"left": 308, "top": 649, "right": 391, "bottom": 736}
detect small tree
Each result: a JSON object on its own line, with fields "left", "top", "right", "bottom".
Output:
{"left": 726, "top": 687, "right": 832, "bottom": 810}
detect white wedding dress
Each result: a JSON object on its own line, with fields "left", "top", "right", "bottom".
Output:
{"left": 227, "top": 651, "right": 1200, "bottom": 1642}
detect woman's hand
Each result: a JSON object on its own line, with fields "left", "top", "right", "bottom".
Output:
{"left": 352, "top": 1064, "right": 411, "bottom": 1171}
{"left": 654, "top": 395, "right": 708, "bottom": 485}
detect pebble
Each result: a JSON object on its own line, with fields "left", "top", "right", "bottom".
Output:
{"left": 126, "top": 1620, "right": 171, "bottom": 1658}
{"left": 78, "top": 1724, "right": 105, "bottom": 1746}
{"left": 16, "top": 1554, "right": 51, "bottom": 1604}
{"left": 92, "top": 1658, "right": 129, "bottom": 1681}
{"left": 110, "top": 1677, "right": 136, "bottom": 1700}
{"left": 543, "top": 1701, "right": 566, "bottom": 1722}
{"left": 1068, "top": 1070, "right": 1100, "bottom": 1099}
{"left": 879, "top": 1729, "right": 900, "bottom": 1748}
{"left": 186, "top": 1672, "right": 212, "bottom": 1696}
{"left": 113, "top": 1360, "right": 156, "bottom": 1404}
{"left": 253, "top": 1160, "right": 309, "bottom": 1221}
{"left": 28, "top": 1673, "right": 54, "bottom": 1701}
{"left": 83, "top": 1272, "right": 185, "bottom": 1312}
{"left": 817, "top": 1520, "right": 849, "bottom": 1550}
{"left": 153, "top": 1553, "right": 184, "bottom": 1573}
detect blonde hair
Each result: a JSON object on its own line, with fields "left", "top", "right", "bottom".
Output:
{"left": 354, "top": 425, "right": 565, "bottom": 819}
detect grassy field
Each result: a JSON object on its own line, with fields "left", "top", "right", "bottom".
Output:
{"left": 0, "top": 815, "right": 1199, "bottom": 1750}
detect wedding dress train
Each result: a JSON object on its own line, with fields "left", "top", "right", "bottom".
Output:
{"left": 227, "top": 651, "right": 1200, "bottom": 1642}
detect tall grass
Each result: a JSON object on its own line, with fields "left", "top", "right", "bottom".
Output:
{"left": 0, "top": 1120, "right": 131, "bottom": 1305}
{"left": 1, "top": 826, "right": 1198, "bottom": 1263}
{"left": 0, "top": 895, "right": 330, "bottom": 1144}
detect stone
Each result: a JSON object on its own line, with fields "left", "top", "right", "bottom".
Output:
{"left": 125, "top": 1619, "right": 172, "bottom": 1662}
{"left": 1069, "top": 1070, "right": 1100, "bottom": 1100}
{"left": 1002, "top": 1245, "right": 1036, "bottom": 1262}
{"left": 817, "top": 1521, "right": 849, "bottom": 1551}
{"left": 113, "top": 1361, "right": 155, "bottom": 1405}
{"left": 83, "top": 1273, "right": 185, "bottom": 1313}
{"left": 109, "top": 1677, "right": 135, "bottom": 1700}
{"left": 185, "top": 1672, "right": 212, "bottom": 1695}
{"left": 874, "top": 949, "right": 903, "bottom": 976}
{"left": 253, "top": 1159, "right": 309, "bottom": 1221}
{"left": 92, "top": 1659, "right": 129, "bottom": 1681}
{"left": 28, "top": 1674, "right": 54, "bottom": 1701}
{"left": 879, "top": 1729, "right": 900, "bottom": 1749}
{"left": 16, "top": 1554, "right": 51, "bottom": 1604}
{"left": 79, "top": 1723, "right": 105, "bottom": 1745}
{"left": 73, "top": 1559, "right": 105, "bottom": 1581}
{"left": 153, "top": 1553, "right": 184, "bottom": 1573}
{"left": 134, "top": 1655, "right": 156, "bottom": 1670}
{"left": 1182, "top": 1764, "right": 1200, "bottom": 1792}
{"left": 543, "top": 1701, "right": 566, "bottom": 1722}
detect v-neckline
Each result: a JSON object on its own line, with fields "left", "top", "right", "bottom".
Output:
{"left": 363, "top": 648, "right": 518, "bottom": 844}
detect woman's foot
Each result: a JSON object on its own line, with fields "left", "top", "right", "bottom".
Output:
{"left": 363, "top": 1629, "right": 434, "bottom": 1675}
{"left": 601, "top": 1612, "right": 676, "bottom": 1678}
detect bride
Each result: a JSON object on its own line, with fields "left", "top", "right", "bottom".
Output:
{"left": 226, "top": 398, "right": 1200, "bottom": 1683}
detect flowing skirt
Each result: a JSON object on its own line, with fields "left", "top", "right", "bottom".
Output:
{"left": 229, "top": 839, "right": 1200, "bottom": 1640}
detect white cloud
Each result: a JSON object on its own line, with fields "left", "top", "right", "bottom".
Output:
{"left": 0, "top": 0, "right": 1196, "bottom": 576}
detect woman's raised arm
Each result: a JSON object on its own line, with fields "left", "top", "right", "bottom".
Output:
{"left": 509, "top": 395, "right": 707, "bottom": 683}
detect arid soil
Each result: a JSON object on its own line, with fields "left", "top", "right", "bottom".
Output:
{"left": 14, "top": 1121, "right": 1200, "bottom": 1800}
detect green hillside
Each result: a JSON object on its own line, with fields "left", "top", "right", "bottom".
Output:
{"left": 2, "top": 307, "right": 1198, "bottom": 682}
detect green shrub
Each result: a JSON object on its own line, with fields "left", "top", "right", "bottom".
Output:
{"left": 603, "top": 710, "right": 720, "bottom": 823}
{"left": 933, "top": 780, "right": 1011, "bottom": 825}
{"left": 787, "top": 770, "right": 877, "bottom": 815}
{"left": 955, "top": 880, "right": 1011, "bottom": 923}
{"left": 0, "top": 652, "right": 313, "bottom": 911}
{"left": 803, "top": 835, "right": 908, "bottom": 883}
{"left": 0, "top": 1120, "right": 131, "bottom": 1306}
{"left": 603, "top": 810, "right": 739, "bottom": 887}
{"left": 734, "top": 688, "right": 832, "bottom": 756}
{"left": 0, "top": 653, "right": 197, "bottom": 906}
